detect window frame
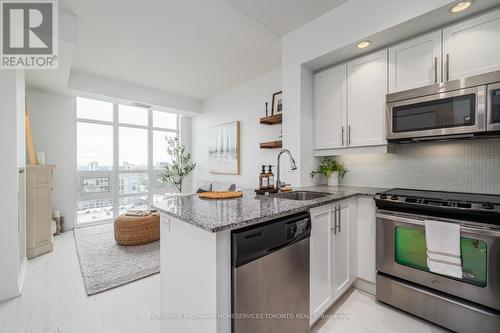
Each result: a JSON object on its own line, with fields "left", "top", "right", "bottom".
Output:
{"left": 76, "top": 99, "right": 179, "bottom": 226}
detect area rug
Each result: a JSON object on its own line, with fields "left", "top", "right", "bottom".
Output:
{"left": 74, "top": 223, "right": 160, "bottom": 296}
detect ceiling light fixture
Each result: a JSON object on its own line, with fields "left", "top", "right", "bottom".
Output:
{"left": 357, "top": 40, "right": 371, "bottom": 49}
{"left": 450, "top": 1, "right": 472, "bottom": 14}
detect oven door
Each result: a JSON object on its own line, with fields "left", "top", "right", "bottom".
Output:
{"left": 386, "top": 86, "right": 487, "bottom": 140}
{"left": 488, "top": 82, "right": 500, "bottom": 131}
{"left": 376, "top": 210, "right": 500, "bottom": 311}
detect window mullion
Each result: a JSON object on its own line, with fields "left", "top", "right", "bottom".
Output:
{"left": 148, "top": 108, "right": 154, "bottom": 207}
{"left": 112, "top": 103, "right": 119, "bottom": 218}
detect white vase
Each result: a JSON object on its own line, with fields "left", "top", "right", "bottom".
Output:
{"left": 327, "top": 172, "right": 339, "bottom": 187}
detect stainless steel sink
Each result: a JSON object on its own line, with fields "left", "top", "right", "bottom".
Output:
{"left": 275, "top": 191, "right": 330, "bottom": 201}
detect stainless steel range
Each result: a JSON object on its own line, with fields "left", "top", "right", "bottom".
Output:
{"left": 374, "top": 189, "right": 500, "bottom": 333}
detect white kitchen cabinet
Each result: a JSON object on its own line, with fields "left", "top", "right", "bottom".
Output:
{"left": 356, "top": 196, "right": 376, "bottom": 284}
{"left": 314, "top": 64, "right": 347, "bottom": 149}
{"left": 332, "top": 198, "right": 357, "bottom": 301}
{"left": 309, "top": 198, "right": 357, "bottom": 326}
{"left": 309, "top": 204, "right": 334, "bottom": 325}
{"left": 443, "top": 9, "right": 500, "bottom": 81}
{"left": 389, "top": 31, "right": 442, "bottom": 93}
{"left": 347, "top": 50, "right": 388, "bottom": 148}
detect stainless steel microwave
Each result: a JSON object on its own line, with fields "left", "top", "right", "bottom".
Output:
{"left": 386, "top": 70, "right": 500, "bottom": 141}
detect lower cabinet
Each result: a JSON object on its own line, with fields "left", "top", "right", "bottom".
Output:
{"left": 356, "top": 196, "right": 377, "bottom": 284}
{"left": 332, "top": 199, "right": 357, "bottom": 300}
{"left": 309, "top": 198, "right": 358, "bottom": 326}
{"left": 310, "top": 203, "right": 334, "bottom": 325}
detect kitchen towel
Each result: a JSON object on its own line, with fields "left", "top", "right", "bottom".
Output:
{"left": 425, "top": 219, "right": 462, "bottom": 279}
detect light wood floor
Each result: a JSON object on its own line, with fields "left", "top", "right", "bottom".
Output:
{"left": 0, "top": 231, "right": 446, "bottom": 333}
{"left": 0, "top": 232, "right": 160, "bottom": 333}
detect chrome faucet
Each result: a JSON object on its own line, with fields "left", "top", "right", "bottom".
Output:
{"left": 276, "top": 149, "right": 297, "bottom": 191}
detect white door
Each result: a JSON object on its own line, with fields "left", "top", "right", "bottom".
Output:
{"left": 443, "top": 9, "right": 500, "bottom": 81}
{"left": 347, "top": 50, "right": 388, "bottom": 147}
{"left": 389, "top": 31, "right": 442, "bottom": 92}
{"left": 309, "top": 204, "right": 334, "bottom": 326}
{"left": 332, "top": 199, "right": 356, "bottom": 301}
{"left": 314, "top": 64, "right": 347, "bottom": 149}
{"left": 356, "top": 196, "right": 376, "bottom": 284}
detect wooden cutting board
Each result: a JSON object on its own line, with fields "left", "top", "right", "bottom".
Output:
{"left": 198, "top": 191, "right": 243, "bottom": 200}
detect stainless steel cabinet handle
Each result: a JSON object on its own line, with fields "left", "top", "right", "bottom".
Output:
{"left": 337, "top": 205, "right": 341, "bottom": 233}
{"left": 331, "top": 207, "right": 338, "bottom": 235}
{"left": 446, "top": 54, "right": 450, "bottom": 81}
{"left": 348, "top": 125, "right": 352, "bottom": 146}
{"left": 434, "top": 57, "right": 438, "bottom": 83}
{"left": 341, "top": 126, "right": 345, "bottom": 146}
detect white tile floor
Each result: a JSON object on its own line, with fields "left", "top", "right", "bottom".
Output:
{"left": 0, "top": 231, "right": 446, "bottom": 332}
{"left": 312, "top": 288, "right": 448, "bottom": 333}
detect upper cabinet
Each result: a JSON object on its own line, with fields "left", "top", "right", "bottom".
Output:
{"left": 347, "top": 50, "right": 388, "bottom": 147}
{"left": 313, "top": 50, "right": 387, "bottom": 153}
{"left": 443, "top": 9, "right": 500, "bottom": 81}
{"left": 313, "top": 8, "right": 500, "bottom": 154}
{"left": 314, "top": 64, "right": 347, "bottom": 150}
{"left": 389, "top": 31, "right": 442, "bottom": 93}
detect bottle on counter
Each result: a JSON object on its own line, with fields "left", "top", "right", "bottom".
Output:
{"left": 267, "top": 165, "right": 275, "bottom": 190}
{"left": 259, "top": 165, "right": 269, "bottom": 190}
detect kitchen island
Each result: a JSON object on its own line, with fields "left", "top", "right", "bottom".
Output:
{"left": 154, "top": 185, "right": 381, "bottom": 333}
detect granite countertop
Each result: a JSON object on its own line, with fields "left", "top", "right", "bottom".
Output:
{"left": 154, "top": 185, "right": 386, "bottom": 233}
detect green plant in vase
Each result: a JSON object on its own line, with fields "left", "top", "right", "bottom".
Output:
{"left": 161, "top": 136, "right": 196, "bottom": 193}
{"left": 310, "top": 158, "right": 348, "bottom": 186}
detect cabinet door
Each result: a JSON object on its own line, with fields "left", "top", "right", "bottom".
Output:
{"left": 389, "top": 31, "right": 442, "bottom": 93}
{"left": 356, "top": 196, "right": 376, "bottom": 284}
{"left": 443, "top": 9, "right": 500, "bottom": 81}
{"left": 309, "top": 204, "right": 334, "bottom": 325}
{"left": 314, "top": 64, "right": 347, "bottom": 149}
{"left": 347, "top": 50, "right": 388, "bottom": 147}
{"left": 332, "top": 199, "right": 357, "bottom": 301}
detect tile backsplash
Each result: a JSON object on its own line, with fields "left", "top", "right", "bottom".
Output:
{"left": 335, "top": 138, "right": 500, "bottom": 194}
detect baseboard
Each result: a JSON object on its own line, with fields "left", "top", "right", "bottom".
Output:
{"left": 354, "top": 278, "right": 376, "bottom": 295}
{"left": 17, "top": 257, "right": 28, "bottom": 294}
{"left": 0, "top": 287, "right": 21, "bottom": 303}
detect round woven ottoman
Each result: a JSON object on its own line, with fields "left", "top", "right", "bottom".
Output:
{"left": 114, "top": 213, "right": 160, "bottom": 246}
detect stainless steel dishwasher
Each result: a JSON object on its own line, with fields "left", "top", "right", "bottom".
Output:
{"left": 231, "top": 212, "right": 311, "bottom": 333}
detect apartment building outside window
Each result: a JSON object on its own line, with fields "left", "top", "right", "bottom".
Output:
{"left": 76, "top": 97, "right": 178, "bottom": 225}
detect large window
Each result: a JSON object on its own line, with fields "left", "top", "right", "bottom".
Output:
{"left": 76, "top": 97, "right": 179, "bottom": 225}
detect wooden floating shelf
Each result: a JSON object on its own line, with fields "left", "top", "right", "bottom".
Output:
{"left": 260, "top": 140, "right": 283, "bottom": 149}
{"left": 260, "top": 113, "right": 282, "bottom": 125}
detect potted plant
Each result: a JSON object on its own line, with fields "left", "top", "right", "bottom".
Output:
{"left": 161, "top": 136, "right": 196, "bottom": 194}
{"left": 310, "top": 158, "right": 348, "bottom": 186}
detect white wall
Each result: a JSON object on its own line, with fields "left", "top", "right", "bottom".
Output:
{"left": 0, "top": 70, "right": 26, "bottom": 301}
{"left": 281, "top": 0, "right": 455, "bottom": 186}
{"left": 191, "top": 68, "right": 282, "bottom": 190}
{"left": 68, "top": 71, "right": 203, "bottom": 116}
{"left": 27, "top": 89, "right": 77, "bottom": 230}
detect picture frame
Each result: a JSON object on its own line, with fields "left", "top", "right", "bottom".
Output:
{"left": 208, "top": 121, "right": 240, "bottom": 175}
{"left": 271, "top": 91, "right": 283, "bottom": 115}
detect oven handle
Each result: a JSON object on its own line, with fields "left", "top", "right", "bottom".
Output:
{"left": 376, "top": 212, "right": 500, "bottom": 237}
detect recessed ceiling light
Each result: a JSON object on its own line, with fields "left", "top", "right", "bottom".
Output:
{"left": 450, "top": 1, "right": 472, "bottom": 14}
{"left": 357, "top": 41, "right": 371, "bottom": 49}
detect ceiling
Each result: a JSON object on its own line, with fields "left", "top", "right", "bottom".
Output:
{"left": 229, "top": 0, "right": 348, "bottom": 36}
{"left": 27, "top": 0, "right": 352, "bottom": 100}
{"left": 55, "top": 0, "right": 285, "bottom": 100}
